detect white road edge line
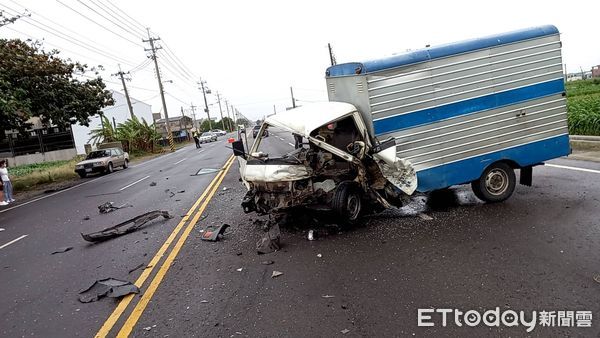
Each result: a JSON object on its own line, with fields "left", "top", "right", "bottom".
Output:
{"left": 0, "top": 235, "right": 28, "bottom": 250}
{"left": 119, "top": 175, "right": 151, "bottom": 191}
{"left": 174, "top": 158, "right": 187, "bottom": 165}
{"left": 545, "top": 163, "right": 600, "bottom": 174}
{"left": 0, "top": 177, "right": 101, "bottom": 214}
{"left": 287, "top": 142, "right": 295, "bottom": 147}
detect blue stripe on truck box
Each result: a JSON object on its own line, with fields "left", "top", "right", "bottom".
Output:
{"left": 415, "top": 134, "right": 570, "bottom": 192}
{"left": 373, "top": 78, "right": 565, "bottom": 136}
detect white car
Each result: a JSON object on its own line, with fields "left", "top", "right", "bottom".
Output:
{"left": 198, "top": 132, "right": 218, "bottom": 143}
{"left": 210, "top": 129, "right": 227, "bottom": 136}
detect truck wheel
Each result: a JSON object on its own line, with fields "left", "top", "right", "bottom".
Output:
{"left": 332, "top": 182, "right": 362, "bottom": 223}
{"left": 471, "top": 162, "right": 516, "bottom": 203}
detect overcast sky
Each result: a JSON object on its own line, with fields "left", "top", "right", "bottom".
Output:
{"left": 0, "top": 0, "right": 597, "bottom": 122}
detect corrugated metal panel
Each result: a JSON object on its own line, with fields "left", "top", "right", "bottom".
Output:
{"left": 368, "top": 35, "right": 562, "bottom": 121}
{"left": 358, "top": 33, "right": 567, "bottom": 173}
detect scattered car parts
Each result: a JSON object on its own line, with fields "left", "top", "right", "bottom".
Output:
{"left": 78, "top": 278, "right": 139, "bottom": 303}
{"left": 81, "top": 210, "right": 172, "bottom": 242}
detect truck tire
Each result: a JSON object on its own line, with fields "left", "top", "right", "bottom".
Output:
{"left": 332, "top": 182, "right": 362, "bottom": 223}
{"left": 471, "top": 162, "right": 516, "bottom": 203}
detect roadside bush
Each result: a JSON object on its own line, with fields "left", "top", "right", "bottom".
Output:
{"left": 567, "top": 93, "right": 600, "bottom": 136}
{"left": 566, "top": 79, "right": 600, "bottom": 136}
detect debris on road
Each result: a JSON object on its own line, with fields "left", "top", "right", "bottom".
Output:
{"left": 98, "top": 202, "right": 133, "bottom": 214}
{"left": 200, "top": 300, "right": 209, "bottom": 303}
{"left": 200, "top": 224, "right": 230, "bottom": 241}
{"left": 236, "top": 268, "right": 243, "bottom": 272}
{"left": 78, "top": 278, "right": 140, "bottom": 303}
{"left": 192, "top": 168, "right": 222, "bottom": 176}
{"left": 308, "top": 230, "right": 315, "bottom": 241}
{"left": 322, "top": 295, "right": 335, "bottom": 298}
{"left": 271, "top": 271, "right": 283, "bottom": 278}
{"left": 51, "top": 246, "right": 73, "bottom": 255}
{"left": 417, "top": 213, "right": 434, "bottom": 221}
{"left": 256, "top": 224, "right": 281, "bottom": 254}
{"left": 261, "top": 260, "right": 274, "bottom": 265}
{"left": 341, "top": 329, "right": 350, "bottom": 334}
{"left": 83, "top": 216, "right": 90, "bottom": 221}
{"left": 81, "top": 210, "right": 172, "bottom": 242}
{"left": 128, "top": 263, "right": 145, "bottom": 274}
{"left": 0, "top": 228, "right": 4, "bottom": 232}
{"left": 594, "top": 274, "right": 600, "bottom": 284}
{"left": 222, "top": 187, "right": 228, "bottom": 191}
{"left": 317, "top": 253, "right": 322, "bottom": 258}
{"left": 177, "top": 190, "right": 185, "bottom": 193}
{"left": 149, "top": 181, "right": 157, "bottom": 186}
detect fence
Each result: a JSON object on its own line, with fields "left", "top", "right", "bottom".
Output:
{"left": 0, "top": 126, "right": 75, "bottom": 158}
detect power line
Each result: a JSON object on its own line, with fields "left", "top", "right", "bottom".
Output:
{"left": 102, "top": 0, "right": 147, "bottom": 33}
{"left": 88, "top": 0, "right": 147, "bottom": 37}
{"left": 161, "top": 41, "right": 198, "bottom": 79}
{"left": 3, "top": 26, "right": 109, "bottom": 66}
{"left": 0, "top": 4, "right": 136, "bottom": 67}
{"left": 6, "top": 0, "right": 127, "bottom": 60}
{"left": 74, "top": 0, "right": 144, "bottom": 41}
{"left": 159, "top": 49, "right": 194, "bottom": 81}
{"left": 55, "top": 0, "right": 144, "bottom": 48}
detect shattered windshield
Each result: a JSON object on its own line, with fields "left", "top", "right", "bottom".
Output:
{"left": 250, "top": 124, "right": 305, "bottom": 162}
{"left": 86, "top": 150, "right": 109, "bottom": 159}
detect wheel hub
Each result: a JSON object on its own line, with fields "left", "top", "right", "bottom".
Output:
{"left": 485, "top": 169, "right": 509, "bottom": 195}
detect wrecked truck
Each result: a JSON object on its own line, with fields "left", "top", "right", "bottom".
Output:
{"left": 233, "top": 102, "right": 418, "bottom": 221}
{"left": 234, "top": 25, "right": 571, "bottom": 220}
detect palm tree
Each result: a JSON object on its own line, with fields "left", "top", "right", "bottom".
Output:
{"left": 88, "top": 115, "right": 117, "bottom": 144}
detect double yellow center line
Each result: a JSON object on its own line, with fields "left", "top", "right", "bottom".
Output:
{"left": 96, "top": 155, "right": 236, "bottom": 337}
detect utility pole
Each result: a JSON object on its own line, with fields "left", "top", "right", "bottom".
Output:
{"left": 328, "top": 43, "right": 336, "bottom": 66}
{"left": 273, "top": 105, "right": 276, "bottom": 114}
{"left": 190, "top": 103, "right": 198, "bottom": 131}
{"left": 224, "top": 99, "right": 233, "bottom": 131}
{"left": 143, "top": 28, "right": 174, "bottom": 152}
{"left": 290, "top": 86, "right": 296, "bottom": 108}
{"left": 216, "top": 92, "right": 225, "bottom": 130}
{"left": 113, "top": 64, "right": 135, "bottom": 118}
{"left": 198, "top": 79, "right": 212, "bottom": 130}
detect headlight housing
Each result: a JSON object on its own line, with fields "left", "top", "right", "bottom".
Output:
{"left": 93, "top": 161, "right": 105, "bottom": 166}
{"left": 75, "top": 165, "right": 84, "bottom": 169}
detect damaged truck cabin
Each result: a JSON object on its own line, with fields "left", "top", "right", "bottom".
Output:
{"left": 235, "top": 102, "right": 417, "bottom": 221}
{"left": 235, "top": 25, "right": 571, "bottom": 220}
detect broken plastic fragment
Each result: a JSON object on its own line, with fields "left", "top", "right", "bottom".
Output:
{"left": 81, "top": 211, "right": 172, "bottom": 242}
{"left": 271, "top": 271, "right": 283, "bottom": 278}
{"left": 200, "top": 224, "right": 230, "bottom": 241}
{"left": 341, "top": 329, "right": 350, "bottom": 334}
{"left": 78, "top": 278, "right": 139, "bottom": 303}
{"left": 51, "top": 246, "right": 73, "bottom": 255}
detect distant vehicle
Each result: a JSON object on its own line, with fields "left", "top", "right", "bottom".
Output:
{"left": 75, "top": 148, "right": 129, "bottom": 178}
{"left": 199, "top": 132, "right": 218, "bottom": 143}
{"left": 210, "top": 129, "right": 227, "bottom": 136}
{"left": 252, "top": 125, "right": 269, "bottom": 138}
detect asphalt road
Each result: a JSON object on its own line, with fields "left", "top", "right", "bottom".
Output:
{"left": 0, "top": 135, "right": 235, "bottom": 337}
{"left": 1, "top": 130, "right": 599, "bottom": 337}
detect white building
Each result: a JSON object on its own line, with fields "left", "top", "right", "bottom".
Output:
{"left": 71, "top": 90, "right": 153, "bottom": 154}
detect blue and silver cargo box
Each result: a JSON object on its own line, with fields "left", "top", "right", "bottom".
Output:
{"left": 326, "top": 25, "right": 570, "bottom": 192}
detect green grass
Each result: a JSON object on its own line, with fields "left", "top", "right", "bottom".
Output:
{"left": 11, "top": 158, "right": 82, "bottom": 191}
{"left": 566, "top": 79, "right": 600, "bottom": 136}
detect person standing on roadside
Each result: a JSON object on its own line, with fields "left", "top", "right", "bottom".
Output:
{"left": 0, "top": 160, "right": 14, "bottom": 204}
{"left": 0, "top": 180, "right": 6, "bottom": 206}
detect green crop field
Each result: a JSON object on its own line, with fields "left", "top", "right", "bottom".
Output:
{"left": 566, "top": 78, "right": 600, "bottom": 136}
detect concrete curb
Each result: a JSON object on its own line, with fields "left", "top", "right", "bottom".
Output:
{"left": 569, "top": 135, "right": 600, "bottom": 152}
